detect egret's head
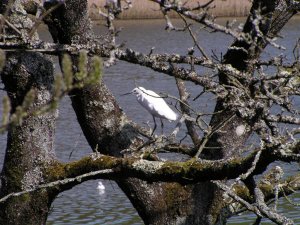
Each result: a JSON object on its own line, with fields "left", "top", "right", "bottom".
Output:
{"left": 121, "top": 87, "right": 145, "bottom": 97}
{"left": 131, "top": 87, "right": 145, "bottom": 96}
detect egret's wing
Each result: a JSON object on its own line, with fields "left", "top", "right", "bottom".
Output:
{"left": 143, "top": 89, "right": 161, "bottom": 98}
{"left": 144, "top": 89, "right": 178, "bottom": 121}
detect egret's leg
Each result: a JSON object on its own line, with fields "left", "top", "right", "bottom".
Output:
{"left": 151, "top": 116, "right": 157, "bottom": 136}
{"left": 160, "top": 118, "right": 164, "bottom": 135}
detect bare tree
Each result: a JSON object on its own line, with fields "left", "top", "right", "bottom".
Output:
{"left": 0, "top": 0, "right": 300, "bottom": 224}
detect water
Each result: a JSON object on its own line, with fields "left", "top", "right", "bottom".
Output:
{"left": 1, "top": 17, "right": 300, "bottom": 224}
{"left": 48, "top": 180, "right": 142, "bottom": 225}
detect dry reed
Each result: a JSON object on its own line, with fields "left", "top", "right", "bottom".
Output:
{"left": 88, "top": 0, "right": 252, "bottom": 19}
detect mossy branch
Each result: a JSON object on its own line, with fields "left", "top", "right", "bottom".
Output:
{"left": 2, "top": 150, "right": 300, "bottom": 205}
{"left": 44, "top": 148, "right": 273, "bottom": 185}
{"left": 39, "top": 137, "right": 299, "bottom": 191}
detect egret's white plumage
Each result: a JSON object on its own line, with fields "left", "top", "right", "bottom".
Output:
{"left": 127, "top": 87, "right": 178, "bottom": 135}
{"left": 132, "top": 87, "right": 178, "bottom": 121}
{"left": 97, "top": 181, "right": 105, "bottom": 195}
{"left": 97, "top": 181, "right": 105, "bottom": 190}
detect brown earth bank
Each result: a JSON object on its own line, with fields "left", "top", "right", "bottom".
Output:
{"left": 88, "top": 0, "right": 252, "bottom": 19}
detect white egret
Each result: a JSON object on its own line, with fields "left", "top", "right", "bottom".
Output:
{"left": 122, "top": 87, "right": 178, "bottom": 135}
{"left": 97, "top": 181, "right": 105, "bottom": 195}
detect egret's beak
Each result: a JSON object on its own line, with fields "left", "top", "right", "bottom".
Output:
{"left": 120, "top": 92, "right": 132, "bottom": 96}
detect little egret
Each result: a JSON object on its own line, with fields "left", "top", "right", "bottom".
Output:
{"left": 97, "top": 181, "right": 105, "bottom": 195}
{"left": 122, "top": 87, "right": 178, "bottom": 135}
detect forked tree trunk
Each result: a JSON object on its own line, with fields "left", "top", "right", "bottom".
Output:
{"left": 44, "top": 0, "right": 296, "bottom": 224}
{"left": 43, "top": 1, "right": 232, "bottom": 224}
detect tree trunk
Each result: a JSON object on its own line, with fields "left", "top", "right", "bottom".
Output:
{"left": 0, "top": 51, "right": 57, "bottom": 224}
{"left": 0, "top": 2, "right": 57, "bottom": 224}
{"left": 44, "top": 0, "right": 297, "bottom": 224}
{"left": 201, "top": 1, "right": 297, "bottom": 223}
{"left": 44, "top": 1, "right": 227, "bottom": 224}
{"left": 0, "top": 0, "right": 295, "bottom": 225}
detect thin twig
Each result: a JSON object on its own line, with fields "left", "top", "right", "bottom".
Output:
{"left": 0, "top": 169, "right": 114, "bottom": 203}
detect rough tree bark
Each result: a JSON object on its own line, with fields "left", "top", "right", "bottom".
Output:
{"left": 44, "top": 1, "right": 198, "bottom": 224}
{"left": 0, "top": 2, "right": 57, "bottom": 225}
{"left": 44, "top": 0, "right": 297, "bottom": 224}
{"left": 0, "top": 0, "right": 298, "bottom": 225}
{"left": 198, "top": 1, "right": 298, "bottom": 223}
{"left": 43, "top": 0, "right": 229, "bottom": 224}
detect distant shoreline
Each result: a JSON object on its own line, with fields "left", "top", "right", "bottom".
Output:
{"left": 88, "top": 0, "right": 252, "bottom": 19}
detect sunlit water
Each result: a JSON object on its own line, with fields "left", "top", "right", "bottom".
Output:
{"left": 0, "top": 17, "right": 300, "bottom": 224}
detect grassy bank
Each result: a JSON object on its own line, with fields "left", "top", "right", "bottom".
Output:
{"left": 88, "top": 0, "right": 252, "bottom": 19}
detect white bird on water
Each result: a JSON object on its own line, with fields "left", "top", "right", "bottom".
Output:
{"left": 123, "top": 87, "right": 178, "bottom": 135}
{"left": 97, "top": 181, "right": 105, "bottom": 195}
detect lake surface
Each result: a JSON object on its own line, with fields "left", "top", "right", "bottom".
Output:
{"left": 0, "top": 17, "right": 300, "bottom": 224}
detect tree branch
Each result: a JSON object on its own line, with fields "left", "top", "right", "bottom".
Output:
{"left": 41, "top": 138, "right": 300, "bottom": 187}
